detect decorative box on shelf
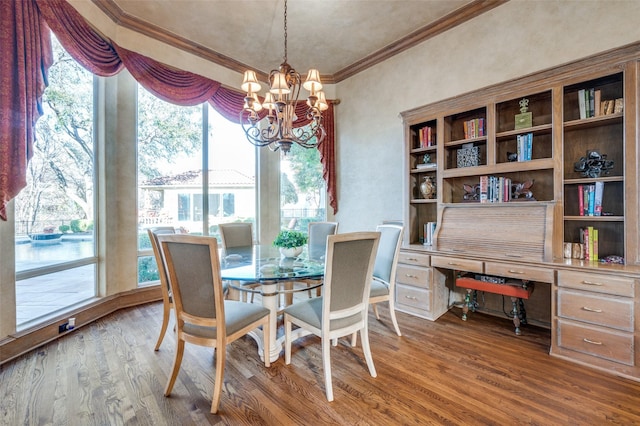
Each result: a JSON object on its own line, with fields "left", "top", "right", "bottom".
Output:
{"left": 457, "top": 143, "right": 479, "bottom": 168}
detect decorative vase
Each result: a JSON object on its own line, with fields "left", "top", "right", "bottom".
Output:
{"left": 279, "top": 246, "right": 303, "bottom": 258}
{"left": 420, "top": 176, "right": 436, "bottom": 199}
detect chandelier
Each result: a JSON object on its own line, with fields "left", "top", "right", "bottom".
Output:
{"left": 239, "top": 0, "right": 328, "bottom": 154}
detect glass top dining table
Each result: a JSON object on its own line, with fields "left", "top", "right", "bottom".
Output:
{"left": 220, "top": 244, "right": 325, "bottom": 282}
{"left": 220, "top": 244, "right": 325, "bottom": 362}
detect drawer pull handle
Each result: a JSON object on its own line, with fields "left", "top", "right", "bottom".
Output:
{"left": 447, "top": 249, "right": 464, "bottom": 253}
{"left": 582, "top": 280, "right": 603, "bottom": 286}
{"left": 505, "top": 253, "right": 522, "bottom": 258}
{"left": 447, "top": 262, "right": 460, "bottom": 266}
{"left": 508, "top": 270, "right": 524, "bottom": 274}
{"left": 583, "top": 338, "right": 603, "bottom": 346}
{"left": 405, "top": 274, "right": 418, "bottom": 278}
{"left": 407, "top": 257, "right": 418, "bottom": 261}
{"left": 581, "top": 306, "right": 603, "bottom": 313}
{"left": 404, "top": 295, "right": 418, "bottom": 300}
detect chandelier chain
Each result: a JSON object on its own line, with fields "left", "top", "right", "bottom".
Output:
{"left": 283, "top": 0, "right": 288, "bottom": 63}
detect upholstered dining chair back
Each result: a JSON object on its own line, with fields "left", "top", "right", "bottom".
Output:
{"left": 219, "top": 222, "right": 253, "bottom": 248}
{"left": 147, "top": 226, "right": 176, "bottom": 351}
{"left": 158, "top": 234, "right": 270, "bottom": 414}
{"left": 373, "top": 224, "right": 404, "bottom": 284}
{"left": 308, "top": 221, "right": 338, "bottom": 260}
{"left": 283, "top": 231, "right": 380, "bottom": 402}
{"left": 368, "top": 224, "right": 404, "bottom": 337}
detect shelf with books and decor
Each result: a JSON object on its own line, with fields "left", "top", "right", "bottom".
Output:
{"left": 495, "top": 91, "right": 553, "bottom": 165}
{"left": 405, "top": 118, "right": 439, "bottom": 245}
{"left": 443, "top": 107, "right": 487, "bottom": 171}
{"left": 562, "top": 72, "right": 626, "bottom": 264}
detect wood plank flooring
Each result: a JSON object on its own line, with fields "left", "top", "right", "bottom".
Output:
{"left": 1, "top": 301, "right": 640, "bottom": 425}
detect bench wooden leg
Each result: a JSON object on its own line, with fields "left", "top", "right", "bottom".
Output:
{"left": 511, "top": 297, "right": 522, "bottom": 335}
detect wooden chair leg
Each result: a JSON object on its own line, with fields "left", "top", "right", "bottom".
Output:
{"left": 388, "top": 298, "right": 402, "bottom": 337}
{"left": 372, "top": 303, "right": 381, "bottom": 320}
{"left": 322, "top": 336, "right": 334, "bottom": 402}
{"left": 164, "top": 338, "right": 185, "bottom": 396}
{"left": 154, "top": 302, "right": 171, "bottom": 351}
{"left": 210, "top": 343, "right": 225, "bottom": 414}
{"left": 361, "top": 325, "right": 377, "bottom": 378}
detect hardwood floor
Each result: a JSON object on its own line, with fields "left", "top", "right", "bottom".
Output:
{"left": 1, "top": 301, "right": 639, "bottom": 425}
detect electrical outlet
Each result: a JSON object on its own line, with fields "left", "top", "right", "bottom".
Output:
{"left": 58, "top": 322, "right": 69, "bottom": 333}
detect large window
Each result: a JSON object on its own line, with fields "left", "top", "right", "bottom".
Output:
{"left": 14, "top": 35, "right": 97, "bottom": 327}
{"left": 136, "top": 92, "right": 256, "bottom": 284}
{"left": 280, "top": 142, "right": 327, "bottom": 232}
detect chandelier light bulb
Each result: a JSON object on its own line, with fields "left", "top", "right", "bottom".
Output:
{"left": 241, "top": 70, "right": 261, "bottom": 93}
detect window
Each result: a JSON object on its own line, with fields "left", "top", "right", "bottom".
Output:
{"left": 136, "top": 94, "right": 256, "bottom": 284}
{"left": 14, "top": 34, "right": 97, "bottom": 327}
{"left": 280, "top": 141, "right": 327, "bottom": 232}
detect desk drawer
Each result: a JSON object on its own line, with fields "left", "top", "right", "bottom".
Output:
{"left": 557, "top": 319, "right": 634, "bottom": 366}
{"left": 396, "top": 264, "right": 431, "bottom": 289}
{"left": 398, "top": 251, "right": 430, "bottom": 267}
{"left": 557, "top": 289, "right": 634, "bottom": 332}
{"left": 431, "top": 256, "right": 483, "bottom": 273}
{"left": 485, "top": 262, "right": 554, "bottom": 283}
{"left": 557, "top": 270, "right": 635, "bottom": 297}
{"left": 396, "top": 283, "right": 431, "bottom": 310}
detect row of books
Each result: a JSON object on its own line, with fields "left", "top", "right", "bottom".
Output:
{"left": 516, "top": 133, "right": 533, "bottom": 161}
{"left": 463, "top": 118, "right": 484, "bottom": 139}
{"left": 577, "top": 182, "right": 604, "bottom": 216}
{"left": 423, "top": 222, "right": 437, "bottom": 246}
{"left": 578, "top": 88, "right": 623, "bottom": 119}
{"left": 580, "top": 226, "right": 599, "bottom": 262}
{"left": 479, "top": 175, "right": 512, "bottom": 203}
{"left": 418, "top": 126, "right": 435, "bottom": 148}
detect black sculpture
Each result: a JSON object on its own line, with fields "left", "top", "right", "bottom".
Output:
{"left": 574, "top": 150, "right": 614, "bottom": 178}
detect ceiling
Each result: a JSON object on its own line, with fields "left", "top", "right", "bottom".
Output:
{"left": 94, "top": 0, "right": 506, "bottom": 83}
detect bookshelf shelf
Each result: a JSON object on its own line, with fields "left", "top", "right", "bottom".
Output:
{"left": 564, "top": 216, "right": 624, "bottom": 222}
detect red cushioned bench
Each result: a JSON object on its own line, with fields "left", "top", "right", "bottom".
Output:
{"left": 456, "top": 277, "right": 534, "bottom": 335}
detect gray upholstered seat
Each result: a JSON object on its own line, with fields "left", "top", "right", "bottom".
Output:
{"left": 158, "top": 234, "right": 270, "bottom": 414}
{"left": 283, "top": 231, "right": 380, "bottom": 402}
{"left": 147, "top": 226, "right": 177, "bottom": 351}
{"left": 369, "top": 224, "right": 404, "bottom": 337}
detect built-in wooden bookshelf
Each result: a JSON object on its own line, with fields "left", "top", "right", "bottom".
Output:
{"left": 399, "top": 44, "right": 640, "bottom": 382}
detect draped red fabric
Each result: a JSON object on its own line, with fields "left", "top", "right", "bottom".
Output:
{"left": 35, "top": 0, "right": 123, "bottom": 76}
{"left": 114, "top": 44, "right": 222, "bottom": 106}
{"left": 319, "top": 103, "right": 337, "bottom": 214}
{"left": 3, "top": 0, "right": 337, "bottom": 219}
{"left": 0, "top": 0, "right": 53, "bottom": 220}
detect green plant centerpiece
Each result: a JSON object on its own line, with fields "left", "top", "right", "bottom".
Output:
{"left": 273, "top": 229, "right": 308, "bottom": 258}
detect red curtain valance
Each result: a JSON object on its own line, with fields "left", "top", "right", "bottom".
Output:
{"left": 0, "top": 0, "right": 337, "bottom": 220}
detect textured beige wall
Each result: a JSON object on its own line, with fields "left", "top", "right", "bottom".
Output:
{"left": 333, "top": 0, "right": 640, "bottom": 232}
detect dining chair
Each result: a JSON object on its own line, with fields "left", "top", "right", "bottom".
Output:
{"left": 158, "top": 234, "right": 270, "bottom": 414}
{"left": 218, "top": 222, "right": 259, "bottom": 302}
{"left": 283, "top": 231, "right": 380, "bottom": 402}
{"left": 299, "top": 221, "right": 339, "bottom": 300}
{"left": 369, "top": 224, "right": 404, "bottom": 336}
{"left": 147, "top": 226, "right": 176, "bottom": 351}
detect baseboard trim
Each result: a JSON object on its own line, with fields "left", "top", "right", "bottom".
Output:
{"left": 0, "top": 286, "right": 162, "bottom": 365}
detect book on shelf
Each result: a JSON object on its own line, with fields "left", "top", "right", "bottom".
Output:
{"left": 419, "top": 126, "right": 434, "bottom": 148}
{"left": 423, "top": 222, "right": 437, "bottom": 246}
{"left": 593, "top": 228, "right": 599, "bottom": 261}
{"left": 580, "top": 226, "right": 599, "bottom": 262}
{"left": 594, "top": 90, "right": 601, "bottom": 116}
{"left": 594, "top": 181, "right": 604, "bottom": 216}
{"left": 589, "top": 88, "right": 595, "bottom": 118}
{"left": 578, "top": 184, "right": 584, "bottom": 216}
{"left": 416, "top": 162, "right": 437, "bottom": 170}
{"left": 587, "top": 184, "right": 595, "bottom": 216}
{"left": 578, "top": 89, "right": 587, "bottom": 119}
{"left": 463, "top": 118, "right": 484, "bottom": 139}
{"left": 614, "top": 98, "right": 624, "bottom": 114}
{"left": 516, "top": 133, "right": 533, "bottom": 161}
{"left": 479, "top": 175, "right": 488, "bottom": 203}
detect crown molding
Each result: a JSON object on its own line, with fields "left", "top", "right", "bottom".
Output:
{"left": 91, "top": 0, "right": 507, "bottom": 84}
